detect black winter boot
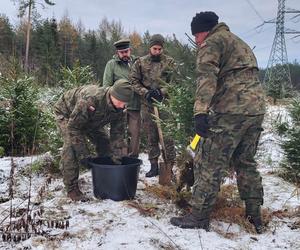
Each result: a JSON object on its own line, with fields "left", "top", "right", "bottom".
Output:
{"left": 145, "top": 161, "right": 159, "bottom": 178}
{"left": 245, "top": 200, "right": 264, "bottom": 234}
{"left": 170, "top": 209, "right": 210, "bottom": 230}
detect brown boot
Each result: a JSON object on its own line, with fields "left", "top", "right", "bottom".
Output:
{"left": 170, "top": 209, "right": 210, "bottom": 230}
{"left": 67, "top": 187, "right": 89, "bottom": 202}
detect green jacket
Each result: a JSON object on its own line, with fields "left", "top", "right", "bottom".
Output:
{"left": 103, "top": 55, "right": 140, "bottom": 111}
{"left": 194, "top": 22, "right": 266, "bottom": 115}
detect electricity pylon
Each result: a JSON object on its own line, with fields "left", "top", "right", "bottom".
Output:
{"left": 264, "top": 0, "right": 300, "bottom": 99}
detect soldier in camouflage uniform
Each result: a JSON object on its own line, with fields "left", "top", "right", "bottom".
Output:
{"left": 103, "top": 39, "right": 141, "bottom": 158}
{"left": 130, "top": 34, "right": 176, "bottom": 178}
{"left": 54, "top": 80, "right": 133, "bottom": 201}
{"left": 170, "top": 12, "right": 266, "bottom": 233}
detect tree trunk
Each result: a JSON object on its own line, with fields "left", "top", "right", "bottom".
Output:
{"left": 25, "top": 0, "right": 32, "bottom": 73}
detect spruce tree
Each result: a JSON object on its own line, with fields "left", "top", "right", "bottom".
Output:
{"left": 0, "top": 15, "right": 14, "bottom": 57}
{"left": 0, "top": 72, "right": 48, "bottom": 155}
{"left": 277, "top": 98, "right": 300, "bottom": 184}
{"left": 31, "top": 18, "right": 60, "bottom": 85}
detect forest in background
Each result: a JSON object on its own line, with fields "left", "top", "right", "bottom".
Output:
{"left": 0, "top": 13, "right": 299, "bottom": 88}
{"left": 0, "top": 11, "right": 300, "bottom": 184}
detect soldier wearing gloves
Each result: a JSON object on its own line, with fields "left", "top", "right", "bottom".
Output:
{"left": 170, "top": 12, "right": 266, "bottom": 234}
{"left": 54, "top": 80, "right": 133, "bottom": 201}
{"left": 130, "top": 34, "right": 176, "bottom": 178}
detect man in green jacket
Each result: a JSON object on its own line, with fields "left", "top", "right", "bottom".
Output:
{"left": 54, "top": 80, "right": 133, "bottom": 201}
{"left": 170, "top": 12, "right": 266, "bottom": 233}
{"left": 103, "top": 39, "right": 141, "bottom": 158}
{"left": 130, "top": 34, "right": 176, "bottom": 178}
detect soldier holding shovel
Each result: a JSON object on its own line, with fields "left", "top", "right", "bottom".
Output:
{"left": 130, "top": 34, "right": 176, "bottom": 184}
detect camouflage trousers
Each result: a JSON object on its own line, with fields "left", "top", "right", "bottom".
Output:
{"left": 127, "top": 110, "right": 141, "bottom": 158}
{"left": 191, "top": 113, "right": 264, "bottom": 214}
{"left": 56, "top": 117, "right": 111, "bottom": 192}
{"left": 141, "top": 103, "right": 176, "bottom": 163}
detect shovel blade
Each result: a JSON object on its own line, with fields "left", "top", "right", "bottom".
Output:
{"left": 159, "top": 162, "right": 172, "bottom": 186}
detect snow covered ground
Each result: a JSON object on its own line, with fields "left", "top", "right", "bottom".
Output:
{"left": 0, "top": 104, "right": 299, "bottom": 250}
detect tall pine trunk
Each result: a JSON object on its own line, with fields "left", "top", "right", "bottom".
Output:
{"left": 24, "top": 0, "right": 32, "bottom": 73}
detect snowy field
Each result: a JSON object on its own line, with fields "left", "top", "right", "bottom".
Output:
{"left": 0, "top": 104, "right": 299, "bottom": 250}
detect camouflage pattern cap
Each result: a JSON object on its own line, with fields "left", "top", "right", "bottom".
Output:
{"left": 114, "top": 39, "right": 130, "bottom": 50}
{"left": 149, "top": 34, "right": 165, "bottom": 47}
{"left": 110, "top": 79, "right": 133, "bottom": 103}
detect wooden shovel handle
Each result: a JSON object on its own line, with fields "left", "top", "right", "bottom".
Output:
{"left": 153, "top": 106, "right": 167, "bottom": 162}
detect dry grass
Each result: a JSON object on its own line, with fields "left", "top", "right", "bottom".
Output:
{"left": 144, "top": 182, "right": 192, "bottom": 211}
{"left": 141, "top": 182, "right": 298, "bottom": 236}
{"left": 144, "top": 183, "right": 177, "bottom": 200}
{"left": 265, "top": 97, "right": 292, "bottom": 105}
{"left": 126, "top": 200, "right": 159, "bottom": 217}
{"left": 211, "top": 184, "right": 275, "bottom": 234}
{"left": 129, "top": 183, "right": 193, "bottom": 217}
{"left": 289, "top": 219, "right": 300, "bottom": 230}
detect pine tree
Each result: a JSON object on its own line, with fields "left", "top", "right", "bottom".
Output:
{"left": 31, "top": 18, "right": 60, "bottom": 85}
{"left": 277, "top": 98, "right": 300, "bottom": 184}
{"left": 58, "top": 14, "right": 79, "bottom": 68}
{"left": 0, "top": 71, "right": 49, "bottom": 155}
{"left": 264, "top": 64, "right": 294, "bottom": 101}
{"left": 0, "top": 14, "right": 14, "bottom": 57}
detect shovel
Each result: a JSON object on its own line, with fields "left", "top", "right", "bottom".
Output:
{"left": 153, "top": 106, "right": 173, "bottom": 186}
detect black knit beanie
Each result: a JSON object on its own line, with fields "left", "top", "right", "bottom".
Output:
{"left": 191, "top": 11, "right": 219, "bottom": 35}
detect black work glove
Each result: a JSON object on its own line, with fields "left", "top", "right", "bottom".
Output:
{"left": 79, "top": 157, "right": 92, "bottom": 168}
{"left": 194, "top": 114, "right": 210, "bottom": 138}
{"left": 111, "top": 155, "right": 122, "bottom": 165}
{"left": 145, "top": 89, "right": 163, "bottom": 103}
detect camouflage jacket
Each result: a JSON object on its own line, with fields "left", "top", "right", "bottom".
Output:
{"left": 129, "top": 53, "right": 175, "bottom": 103}
{"left": 54, "top": 85, "right": 124, "bottom": 143}
{"left": 194, "top": 22, "right": 266, "bottom": 115}
{"left": 102, "top": 55, "right": 140, "bottom": 111}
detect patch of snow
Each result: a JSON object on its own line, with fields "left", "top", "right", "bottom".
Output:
{"left": 1, "top": 104, "right": 300, "bottom": 250}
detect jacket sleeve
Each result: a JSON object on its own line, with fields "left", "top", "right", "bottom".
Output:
{"left": 67, "top": 99, "right": 90, "bottom": 158}
{"left": 129, "top": 59, "right": 148, "bottom": 97}
{"left": 194, "top": 40, "right": 221, "bottom": 115}
{"left": 103, "top": 60, "right": 114, "bottom": 87}
{"left": 110, "top": 113, "right": 126, "bottom": 157}
{"left": 160, "top": 58, "right": 176, "bottom": 96}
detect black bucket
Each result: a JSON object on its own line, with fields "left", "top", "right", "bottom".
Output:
{"left": 84, "top": 157, "right": 141, "bottom": 201}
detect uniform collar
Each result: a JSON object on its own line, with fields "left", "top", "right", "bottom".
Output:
{"left": 206, "top": 22, "right": 230, "bottom": 39}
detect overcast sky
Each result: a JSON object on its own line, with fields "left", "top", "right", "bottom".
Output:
{"left": 1, "top": 0, "right": 300, "bottom": 68}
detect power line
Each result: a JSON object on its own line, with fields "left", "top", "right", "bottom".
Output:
{"left": 240, "top": 17, "right": 276, "bottom": 38}
{"left": 242, "top": 25, "right": 278, "bottom": 42}
{"left": 289, "top": 13, "right": 300, "bottom": 22}
{"left": 291, "top": 35, "right": 300, "bottom": 43}
{"left": 245, "top": 0, "right": 265, "bottom": 23}
{"left": 253, "top": 44, "right": 273, "bottom": 52}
